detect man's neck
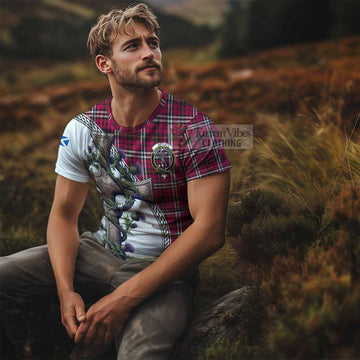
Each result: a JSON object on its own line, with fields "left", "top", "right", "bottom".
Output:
{"left": 110, "top": 86, "right": 162, "bottom": 128}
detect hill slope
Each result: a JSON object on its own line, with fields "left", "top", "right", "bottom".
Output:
{"left": 148, "top": 0, "right": 229, "bottom": 26}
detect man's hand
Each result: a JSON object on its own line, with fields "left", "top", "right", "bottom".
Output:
{"left": 74, "top": 290, "right": 137, "bottom": 350}
{"left": 59, "top": 291, "right": 86, "bottom": 340}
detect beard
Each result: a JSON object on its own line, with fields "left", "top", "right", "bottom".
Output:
{"left": 112, "top": 61, "right": 163, "bottom": 90}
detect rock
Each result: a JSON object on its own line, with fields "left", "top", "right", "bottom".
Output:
{"left": 172, "top": 286, "right": 264, "bottom": 359}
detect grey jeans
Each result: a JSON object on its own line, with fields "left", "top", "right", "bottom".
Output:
{"left": 0, "top": 232, "right": 198, "bottom": 359}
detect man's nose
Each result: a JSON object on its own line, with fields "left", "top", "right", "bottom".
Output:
{"left": 141, "top": 42, "right": 154, "bottom": 60}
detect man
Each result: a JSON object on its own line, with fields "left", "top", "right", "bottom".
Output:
{"left": 1, "top": 3, "right": 231, "bottom": 359}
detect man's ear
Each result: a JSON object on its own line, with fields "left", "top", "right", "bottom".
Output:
{"left": 95, "top": 55, "right": 112, "bottom": 75}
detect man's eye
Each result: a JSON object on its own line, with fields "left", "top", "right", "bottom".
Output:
{"left": 149, "top": 41, "right": 159, "bottom": 49}
{"left": 126, "top": 44, "right": 137, "bottom": 50}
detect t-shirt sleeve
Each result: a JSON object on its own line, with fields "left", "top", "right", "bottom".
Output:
{"left": 180, "top": 113, "right": 232, "bottom": 181}
{"left": 55, "top": 119, "right": 91, "bottom": 183}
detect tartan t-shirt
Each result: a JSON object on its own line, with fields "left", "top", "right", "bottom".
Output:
{"left": 55, "top": 89, "right": 232, "bottom": 259}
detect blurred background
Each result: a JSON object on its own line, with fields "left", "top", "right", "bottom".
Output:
{"left": 1, "top": 0, "right": 360, "bottom": 359}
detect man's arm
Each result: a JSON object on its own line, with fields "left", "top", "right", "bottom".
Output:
{"left": 47, "top": 174, "right": 89, "bottom": 339}
{"left": 75, "top": 170, "right": 230, "bottom": 347}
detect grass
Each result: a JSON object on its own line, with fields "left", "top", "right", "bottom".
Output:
{"left": 0, "top": 58, "right": 102, "bottom": 96}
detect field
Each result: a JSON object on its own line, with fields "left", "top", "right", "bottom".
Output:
{"left": 1, "top": 36, "right": 360, "bottom": 358}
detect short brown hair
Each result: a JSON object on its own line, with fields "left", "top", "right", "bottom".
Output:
{"left": 87, "top": 3, "right": 159, "bottom": 58}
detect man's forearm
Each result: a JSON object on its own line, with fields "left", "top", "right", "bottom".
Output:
{"left": 114, "top": 220, "right": 224, "bottom": 304}
{"left": 47, "top": 213, "right": 79, "bottom": 297}
{"left": 46, "top": 176, "right": 89, "bottom": 298}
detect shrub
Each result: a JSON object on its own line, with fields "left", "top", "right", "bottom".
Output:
{"left": 329, "top": 183, "right": 360, "bottom": 283}
{"left": 263, "top": 244, "right": 360, "bottom": 359}
{"left": 240, "top": 214, "right": 318, "bottom": 264}
{"left": 229, "top": 188, "right": 334, "bottom": 265}
{"left": 227, "top": 188, "right": 291, "bottom": 238}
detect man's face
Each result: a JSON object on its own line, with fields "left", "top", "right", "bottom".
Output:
{"left": 109, "top": 22, "right": 163, "bottom": 90}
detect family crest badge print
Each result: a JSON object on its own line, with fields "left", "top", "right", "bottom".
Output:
{"left": 151, "top": 143, "right": 175, "bottom": 179}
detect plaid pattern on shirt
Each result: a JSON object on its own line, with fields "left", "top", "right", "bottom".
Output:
{"left": 81, "top": 89, "right": 231, "bottom": 256}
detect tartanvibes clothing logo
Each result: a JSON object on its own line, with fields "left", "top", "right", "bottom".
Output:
{"left": 151, "top": 143, "right": 176, "bottom": 178}
{"left": 180, "top": 124, "right": 253, "bottom": 150}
